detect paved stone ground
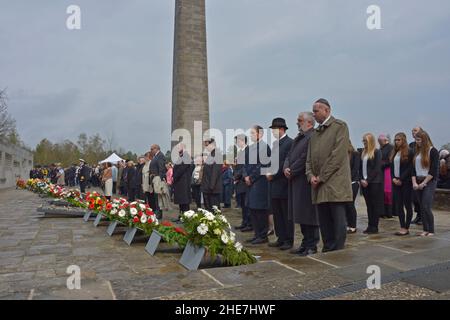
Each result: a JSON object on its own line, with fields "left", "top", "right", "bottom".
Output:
{"left": 1, "top": 187, "right": 450, "bottom": 300}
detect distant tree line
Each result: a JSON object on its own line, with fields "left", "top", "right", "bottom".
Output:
{"left": 33, "top": 133, "right": 139, "bottom": 167}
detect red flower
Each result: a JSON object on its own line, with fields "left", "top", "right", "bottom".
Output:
{"left": 133, "top": 216, "right": 139, "bottom": 223}
{"left": 162, "top": 221, "right": 173, "bottom": 227}
{"left": 106, "top": 203, "right": 112, "bottom": 211}
{"left": 89, "top": 203, "right": 95, "bottom": 210}
{"left": 146, "top": 209, "right": 154, "bottom": 216}
{"left": 175, "top": 227, "right": 187, "bottom": 235}
{"left": 138, "top": 211, "right": 143, "bottom": 217}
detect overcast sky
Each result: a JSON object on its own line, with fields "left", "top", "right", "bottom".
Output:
{"left": 1, "top": 0, "right": 449, "bottom": 154}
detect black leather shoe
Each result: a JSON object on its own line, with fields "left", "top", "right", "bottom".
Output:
{"left": 279, "top": 243, "right": 294, "bottom": 251}
{"left": 240, "top": 227, "right": 254, "bottom": 232}
{"left": 268, "top": 241, "right": 283, "bottom": 248}
{"left": 245, "top": 237, "right": 257, "bottom": 243}
{"left": 298, "top": 248, "right": 318, "bottom": 257}
{"left": 234, "top": 225, "right": 245, "bottom": 230}
{"left": 156, "top": 212, "right": 163, "bottom": 220}
{"left": 251, "top": 238, "right": 269, "bottom": 245}
{"left": 363, "top": 229, "right": 378, "bottom": 234}
{"left": 290, "top": 247, "right": 306, "bottom": 255}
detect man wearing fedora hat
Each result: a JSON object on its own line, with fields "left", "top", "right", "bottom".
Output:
{"left": 267, "top": 118, "right": 294, "bottom": 250}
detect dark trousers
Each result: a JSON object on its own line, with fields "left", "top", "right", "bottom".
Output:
{"left": 191, "top": 185, "right": 202, "bottom": 209}
{"left": 80, "top": 181, "right": 87, "bottom": 193}
{"left": 236, "top": 193, "right": 243, "bottom": 208}
{"left": 237, "top": 192, "right": 251, "bottom": 227}
{"left": 135, "top": 187, "right": 144, "bottom": 201}
{"left": 362, "top": 183, "right": 384, "bottom": 231}
{"left": 250, "top": 208, "right": 268, "bottom": 240}
{"left": 300, "top": 224, "right": 320, "bottom": 250}
{"left": 413, "top": 192, "right": 421, "bottom": 220}
{"left": 393, "top": 183, "right": 413, "bottom": 229}
{"left": 345, "top": 183, "right": 359, "bottom": 229}
{"left": 415, "top": 180, "right": 437, "bottom": 233}
{"left": 317, "top": 203, "right": 347, "bottom": 252}
{"left": 112, "top": 182, "right": 117, "bottom": 194}
{"left": 144, "top": 192, "right": 152, "bottom": 206}
{"left": 272, "top": 198, "right": 294, "bottom": 244}
{"left": 179, "top": 203, "right": 190, "bottom": 214}
{"left": 222, "top": 184, "right": 232, "bottom": 208}
{"left": 203, "top": 193, "right": 220, "bottom": 212}
{"left": 128, "top": 187, "right": 136, "bottom": 202}
{"left": 149, "top": 192, "right": 160, "bottom": 213}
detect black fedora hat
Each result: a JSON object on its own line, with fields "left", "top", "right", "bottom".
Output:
{"left": 269, "top": 118, "right": 288, "bottom": 130}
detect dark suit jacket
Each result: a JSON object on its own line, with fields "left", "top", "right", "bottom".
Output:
{"left": 150, "top": 151, "right": 167, "bottom": 181}
{"left": 380, "top": 143, "right": 394, "bottom": 169}
{"left": 270, "top": 135, "right": 293, "bottom": 199}
{"left": 350, "top": 151, "right": 361, "bottom": 182}
{"left": 243, "top": 140, "right": 271, "bottom": 210}
{"left": 201, "top": 148, "right": 223, "bottom": 194}
{"left": 173, "top": 152, "right": 194, "bottom": 205}
{"left": 233, "top": 146, "right": 248, "bottom": 195}
{"left": 360, "top": 149, "right": 383, "bottom": 184}
{"left": 390, "top": 149, "right": 414, "bottom": 183}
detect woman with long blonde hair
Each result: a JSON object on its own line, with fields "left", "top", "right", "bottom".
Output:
{"left": 412, "top": 130, "right": 440, "bottom": 236}
{"left": 390, "top": 133, "right": 414, "bottom": 236}
{"left": 360, "top": 133, "right": 384, "bottom": 234}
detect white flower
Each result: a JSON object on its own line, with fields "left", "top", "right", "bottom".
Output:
{"left": 217, "top": 215, "right": 228, "bottom": 223}
{"left": 212, "top": 205, "right": 221, "bottom": 213}
{"left": 140, "top": 215, "right": 147, "bottom": 223}
{"left": 130, "top": 208, "right": 138, "bottom": 216}
{"left": 230, "top": 232, "right": 236, "bottom": 242}
{"left": 235, "top": 242, "right": 243, "bottom": 252}
{"left": 221, "top": 233, "right": 229, "bottom": 244}
{"left": 204, "top": 211, "right": 215, "bottom": 221}
{"left": 110, "top": 209, "right": 117, "bottom": 215}
{"left": 118, "top": 209, "right": 126, "bottom": 217}
{"left": 139, "top": 204, "right": 146, "bottom": 210}
{"left": 183, "top": 210, "right": 195, "bottom": 218}
{"left": 197, "top": 223, "right": 208, "bottom": 235}
{"left": 213, "top": 228, "right": 222, "bottom": 235}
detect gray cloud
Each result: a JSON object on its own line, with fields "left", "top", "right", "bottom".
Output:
{"left": 1, "top": 0, "right": 449, "bottom": 155}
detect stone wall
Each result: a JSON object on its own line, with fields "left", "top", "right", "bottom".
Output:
{"left": 0, "top": 141, "right": 33, "bottom": 189}
{"left": 434, "top": 189, "right": 450, "bottom": 212}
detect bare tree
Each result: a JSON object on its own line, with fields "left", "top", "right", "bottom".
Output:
{"left": 0, "top": 88, "right": 17, "bottom": 141}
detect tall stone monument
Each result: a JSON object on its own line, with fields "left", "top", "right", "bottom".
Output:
{"left": 171, "top": 0, "right": 210, "bottom": 154}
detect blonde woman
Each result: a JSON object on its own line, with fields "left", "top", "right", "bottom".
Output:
{"left": 360, "top": 133, "right": 384, "bottom": 234}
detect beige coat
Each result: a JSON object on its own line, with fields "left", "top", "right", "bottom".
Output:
{"left": 142, "top": 161, "right": 153, "bottom": 193}
{"left": 306, "top": 116, "right": 353, "bottom": 204}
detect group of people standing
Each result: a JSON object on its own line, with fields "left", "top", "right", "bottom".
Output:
{"left": 232, "top": 99, "right": 444, "bottom": 257}
{"left": 33, "top": 98, "right": 447, "bottom": 257}
{"left": 100, "top": 145, "right": 168, "bottom": 219}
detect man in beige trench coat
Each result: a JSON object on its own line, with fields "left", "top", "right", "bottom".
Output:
{"left": 306, "top": 98, "right": 353, "bottom": 252}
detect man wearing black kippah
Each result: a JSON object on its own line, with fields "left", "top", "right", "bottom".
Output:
{"left": 306, "top": 99, "right": 353, "bottom": 252}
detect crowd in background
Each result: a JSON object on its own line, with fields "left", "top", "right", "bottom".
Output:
{"left": 29, "top": 98, "right": 450, "bottom": 256}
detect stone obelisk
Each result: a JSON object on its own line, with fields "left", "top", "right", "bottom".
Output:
{"left": 171, "top": 0, "right": 210, "bottom": 154}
